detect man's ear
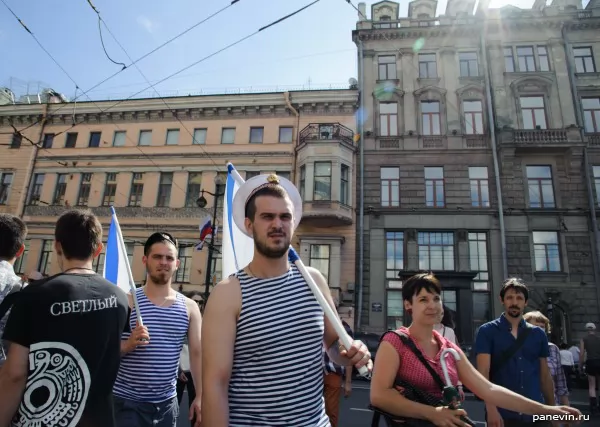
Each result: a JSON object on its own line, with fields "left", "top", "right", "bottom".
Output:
{"left": 15, "top": 243, "right": 25, "bottom": 259}
{"left": 244, "top": 218, "right": 253, "bottom": 235}
{"left": 54, "top": 240, "right": 62, "bottom": 257}
{"left": 93, "top": 242, "right": 103, "bottom": 258}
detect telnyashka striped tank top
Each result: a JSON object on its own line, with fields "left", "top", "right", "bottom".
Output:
{"left": 229, "top": 265, "right": 330, "bottom": 427}
{"left": 113, "top": 287, "right": 189, "bottom": 403}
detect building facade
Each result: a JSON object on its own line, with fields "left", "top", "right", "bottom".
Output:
{"left": 0, "top": 89, "right": 359, "bottom": 323}
{"left": 353, "top": 0, "right": 600, "bottom": 347}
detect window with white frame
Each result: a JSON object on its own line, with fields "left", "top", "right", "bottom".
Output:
{"left": 583, "top": 98, "right": 600, "bottom": 133}
{"left": 113, "top": 131, "right": 126, "bottom": 147}
{"left": 0, "top": 172, "right": 13, "bottom": 205}
{"left": 166, "top": 129, "right": 180, "bottom": 145}
{"left": 469, "top": 232, "right": 489, "bottom": 291}
{"left": 421, "top": 101, "right": 441, "bottom": 135}
{"left": 378, "top": 56, "right": 397, "bottom": 80}
{"left": 425, "top": 167, "right": 444, "bottom": 207}
{"left": 193, "top": 128, "right": 207, "bottom": 145}
{"left": 387, "top": 289, "right": 404, "bottom": 330}
{"left": 386, "top": 232, "right": 404, "bottom": 278}
{"left": 380, "top": 103, "right": 398, "bottom": 136}
{"left": 139, "top": 130, "right": 152, "bottom": 146}
{"left": 313, "top": 162, "right": 332, "bottom": 201}
{"left": 533, "top": 231, "right": 560, "bottom": 272}
{"left": 381, "top": 167, "right": 400, "bottom": 207}
{"left": 419, "top": 54, "right": 437, "bottom": 78}
{"left": 504, "top": 47, "right": 515, "bottom": 72}
{"left": 175, "top": 246, "right": 192, "bottom": 283}
{"left": 469, "top": 167, "right": 490, "bottom": 207}
{"left": 77, "top": 173, "right": 92, "bottom": 206}
{"left": 526, "top": 166, "right": 555, "bottom": 208}
{"left": 520, "top": 96, "right": 547, "bottom": 129}
{"left": 459, "top": 52, "right": 479, "bottom": 77}
{"left": 418, "top": 232, "right": 454, "bottom": 271}
{"left": 221, "top": 128, "right": 235, "bottom": 144}
{"left": 463, "top": 101, "right": 484, "bottom": 134}
{"left": 309, "top": 244, "right": 330, "bottom": 283}
{"left": 574, "top": 47, "right": 596, "bottom": 74}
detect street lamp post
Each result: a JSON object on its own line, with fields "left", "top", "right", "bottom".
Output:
{"left": 196, "top": 175, "right": 225, "bottom": 304}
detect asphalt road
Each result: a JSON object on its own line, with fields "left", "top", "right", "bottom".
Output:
{"left": 177, "top": 382, "right": 597, "bottom": 426}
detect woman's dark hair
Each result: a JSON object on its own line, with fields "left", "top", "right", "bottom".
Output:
{"left": 440, "top": 305, "right": 455, "bottom": 329}
{"left": 402, "top": 273, "right": 441, "bottom": 302}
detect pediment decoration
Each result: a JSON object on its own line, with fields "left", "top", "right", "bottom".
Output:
{"left": 510, "top": 75, "right": 554, "bottom": 97}
{"left": 414, "top": 85, "right": 447, "bottom": 99}
{"left": 456, "top": 83, "right": 485, "bottom": 99}
{"left": 372, "top": 1, "right": 400, "bottom": 20}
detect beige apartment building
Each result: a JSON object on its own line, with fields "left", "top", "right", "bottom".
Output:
{"left": 353, "top": 0, "right": 600, "bottom": 346}
{"left": 0, "top": 89, "right": 359, "bottom": 322}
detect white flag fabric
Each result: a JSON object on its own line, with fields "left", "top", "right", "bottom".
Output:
{"left": 103, "top": 207, "right": 135, "bottom": 294}
{"left": 221, "top": 163, "right": 254, "bottom": 279}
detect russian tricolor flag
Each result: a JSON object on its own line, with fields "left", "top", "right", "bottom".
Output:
{"left": 103, "top": 207, "right": 135, "bottom": 294}
{"left": 222, "top": 163, "right": 254, "bottom": 278}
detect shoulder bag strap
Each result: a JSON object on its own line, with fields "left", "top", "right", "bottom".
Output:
{"left": 490, "top": 323, "right": 533, "bottom": 377}
{"left": 389, "top": 330, "right": 446, "bottom": 391}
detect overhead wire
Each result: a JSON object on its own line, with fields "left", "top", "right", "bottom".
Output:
{"left": 8, "top": 0, "right": 243, "bottom": 133}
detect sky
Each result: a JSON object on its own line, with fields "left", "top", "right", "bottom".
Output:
{"left": 0, "top": 0, "right": 550, "bottom": 101}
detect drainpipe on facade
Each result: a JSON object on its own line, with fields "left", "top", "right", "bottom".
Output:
{"left": 284, "top": 92, "right": 300, "bottom": 184}
{"left": 480, "top": 32, "right": 508, "bottom": 280}
{"left": 356, "top": 39, "right": 365, "bottom": 332}
{"left": 19, "top": 103, "right": 47, "bottom": 218}
{"left": 561, "top": 24, "right": 600, "bottom": 311}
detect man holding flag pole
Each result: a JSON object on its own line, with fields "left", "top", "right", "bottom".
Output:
{"left": 201, "top": 164, "right": 372, "bottom": 426}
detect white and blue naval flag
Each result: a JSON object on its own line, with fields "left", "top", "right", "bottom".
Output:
{"left": 103, "top": 206, "right": 134, "bottom": 294}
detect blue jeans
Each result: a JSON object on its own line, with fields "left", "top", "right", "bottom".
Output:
{"left": 114, "top": 396, "right": 179, "bottom": 427}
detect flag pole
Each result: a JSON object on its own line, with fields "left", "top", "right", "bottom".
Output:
{"left": 226, "top": 163, "right": 369, "bottom": 377}
{"left": 110, "top": 206, "right": 144, "bottom": 326}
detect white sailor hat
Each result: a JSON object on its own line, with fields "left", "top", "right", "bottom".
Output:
{"left": 232, "top": 173, "right": 303, "bottom": 238}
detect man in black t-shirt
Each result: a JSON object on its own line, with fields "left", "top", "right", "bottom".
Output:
{"left": 0, "top": 209, "right": 129, "bottom": 427}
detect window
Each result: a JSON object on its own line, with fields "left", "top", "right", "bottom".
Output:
{"left": 594, "top": 166, "right": 600, "bottom": 206}
{"left": 387, "top": 290, "right": 404, "bottom": 330}
{"left": 166, "top": 129, "right": 179, "bottom": 145}
{"left": 212, "top": 244, "right": 222, "bottom": 284}
{"left": 42, "top": 133, "right": 54, "bottom": 148}
{"left": 419, "top": 54, "right": 437, "bottom": 78}
{"left": 381, "top": 167, "right": 400, "bottom": 207}
{"left": 10, "top": 133, "right": 22, "bottom": 148}
{"left": 175, "top": 246, "right": 192, "bottom": 283}
{"left": 377, "top": 15, "right": 392, "bottom": 29}
{"left": 186, "top": 172, "right": 202, "bottom": 207}
{"left": 386, "top": 232, "right": 404, "bottom": 278}
{"left": 583, "top": 98, "right": 600, "bottom": 133}
{"left": 157, "top": 172, "right": 173, "bottom": 207}
{"left": 89, "top": 132, "right": 101, "bottom": 148}
{"left": 250, "top": 127, "right": 264, "bottom": 144}
{"left": 0, "top": 172, "right": 13, "bottom": 205}
{"left": 129, "top": 173, "right": 144, "bottom": 207}
{"left": 418, "top": 232, "right": 455, "bottom": 271}
{"left": 517, "top": 47, "right": 535, "bottom": 72}
{"left": 574, "top": 47, "right": 596, "bottom": 73}
{"left": 313, "top": 162, "right": 331, "bottom": 201}
{"left": 77, "top": 173, "right": 92, "bottom": 206}
{"left": 341, "top": 165, "right": 349, "bottom": 205}
{"left": 459, "top": 52, "right": 479, "bottom": 77}
{"left": 279, "top": 127, "right": 293, "bottom": 143}
{"left": 425, "top": 167, "right": 445, "bottom": 207}
{"left": 216, "top": 174, "right": 226, "bottom": 210}
{"left": 28, "top": 173, "right": 44, "bottom": 205}
{"left": 246, "top": 171, "right": 260, "bottom": 180}
{"left": 103, "top": 173, "right": 117, "bottom": 206}
{"left": 193, "top": 128, "right": 206, "bottom": 145}
{"left": 533, "top": 231, "right": 561, "bottom": 272}
{"left": 14, "top": 240, "right": 29, "bottom": 274}
{"left": 139, "top": 130, "right": 152, "bottom": 146}
{"left": 39, "top": 240, "right": 53, "bottom": 275}
{"left": 221, "top": 128, "right": 235, "bottom": 144}
{"left": 65, "top": 132, "right": 78, "bottom": 148}
{"left": 473, "top": 293, "right": 491, "bottom": 332}
{"left": 378, "top": 56, "right": 397, "bottom": 80}
{"left": 421, "top": 101, "right": 441, "bottom": 135}
{"left": 126, "top": 242, "right": 135, "bottom": 266}
{"left": 93, "top": 250, "right": 106, "bottom": 274}
{"left": 113, "top": 131, "right": 126, "bottom": 147}
{"left": 504, "top": 47, "right": 515, "bottom": 72}
{"left": 520, "top": 96, "right": 547, "bottom": 129}
{"left": 469, "top": 232, "right": 489, "bottom": 290}
{"left": 276, "top": 171, "right": 290, "bottom": 180}
{"left": 526, "top": 165, "right": 555, "bottom": 208}
{"left": 309, "top": 244, "right": 330, "bottom": 283}
{"left": 538, "top": 46, "right": 549, "bottom": 71}
{"left": 379, "top": 103, "right": 398, "bottom": 136}
{"left": 299, "top": 166, "right": 306, "bottom": 200}
{"left": 54, "top": 174, "right": 67, "bottom": 204}
{"left": 464, "top": 101, "right": 483, "bottom": 134}
{"left": 469, "top": 167, "right": 490, "bottom": 207}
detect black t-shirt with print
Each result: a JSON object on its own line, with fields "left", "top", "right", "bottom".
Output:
{"left": 2, "top": 272, "right": 130, "bottom": 427}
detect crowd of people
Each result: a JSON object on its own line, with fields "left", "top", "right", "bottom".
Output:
{"left": 0, "top": 172, "right": 591, "bottom": 427}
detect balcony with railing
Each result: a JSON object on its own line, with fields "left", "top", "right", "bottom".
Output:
{"left": 298, "top": 123, "right": 355, "bottom": 147}
{"left": 498, "top": 127, "right": 583, "bottom": 151}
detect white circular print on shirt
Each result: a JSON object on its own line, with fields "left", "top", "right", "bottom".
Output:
{"left": 12, "top": 342, "right": 91, "bottom": 427}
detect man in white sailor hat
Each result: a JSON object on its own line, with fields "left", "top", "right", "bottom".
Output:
{"left": 201, "top": 173, "right": 372, "bottom": 427}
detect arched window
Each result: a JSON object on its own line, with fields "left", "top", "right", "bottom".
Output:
{"left": 414, "top": 86, "right": 447, "bottom": 136}
{"left": 456, "top": 84, "right": 486, "bottom": 135}
{"left": 510, "top": 76, "right": 554, "bottom": 129}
